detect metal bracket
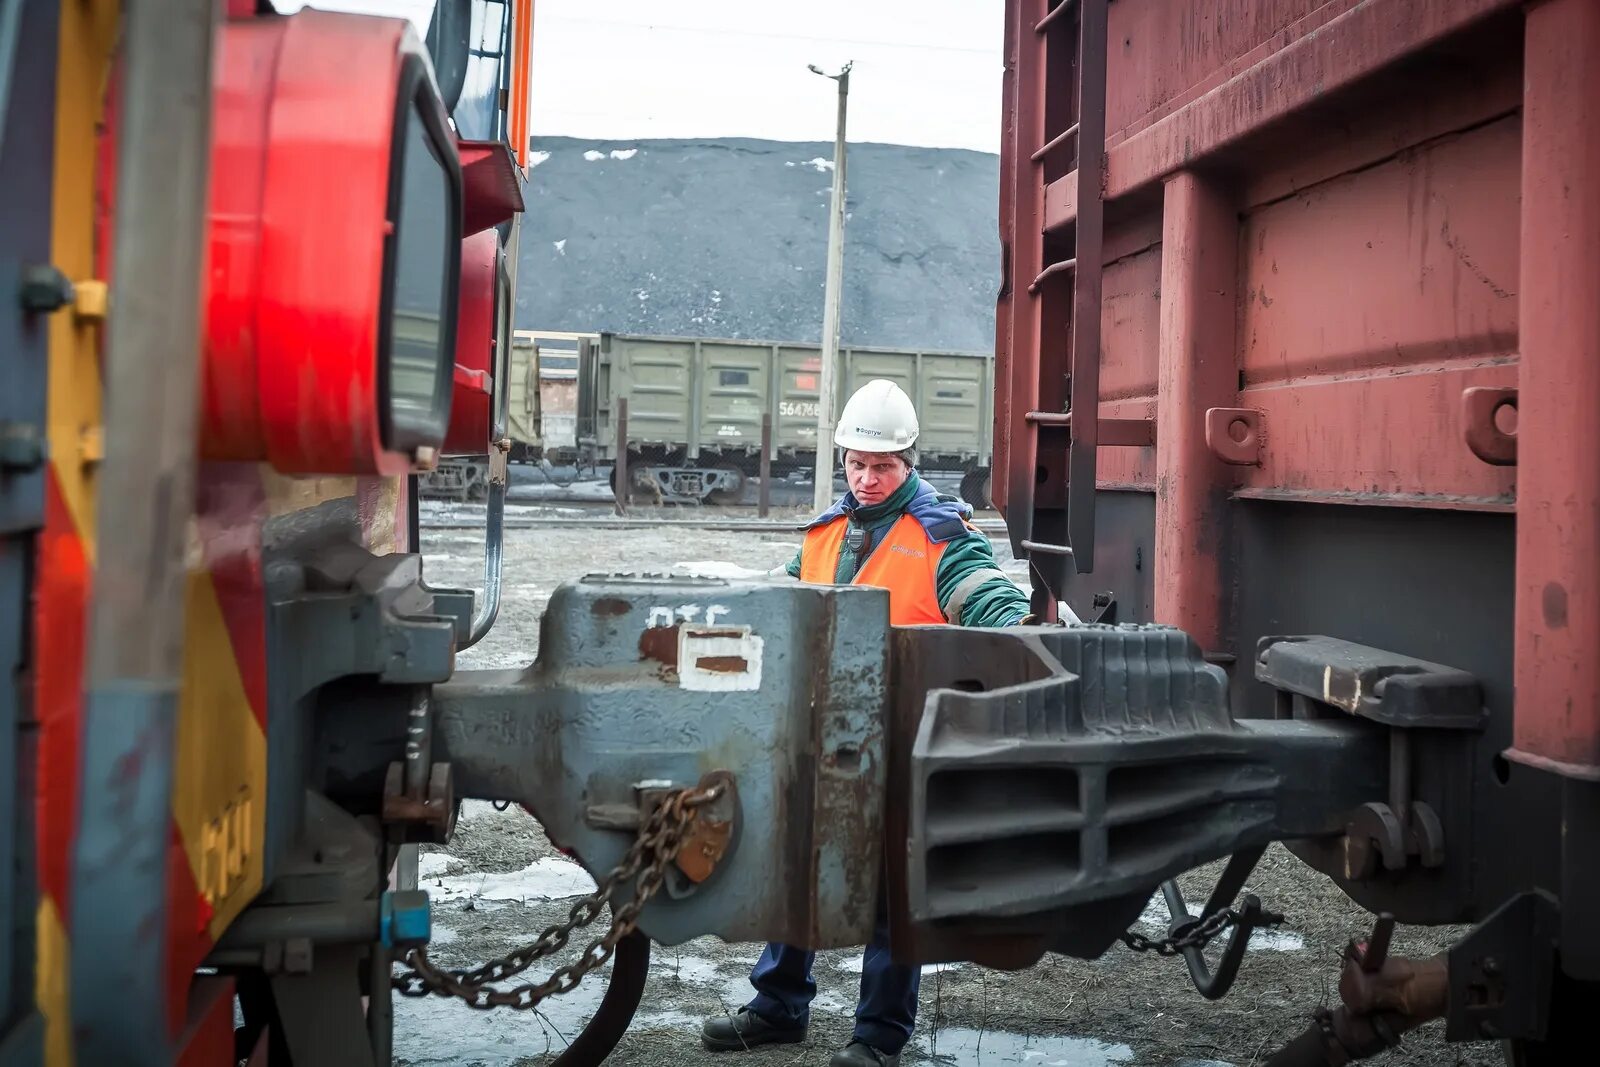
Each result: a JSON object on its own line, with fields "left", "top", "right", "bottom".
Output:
{"left": 1342, "top": 799, "right": 1446, "bottom": 879}
{"left": 1462, "top": 386, "right": 1517, "bottom": 466}
{"left": 274, "top": 544, "right": 472, "bottom": 697}
{"left": 380, "top": 760, "right": 456, "bottom": 844}
{"left": 1088, "top": 591, "right": 1116, "bottom": 624}
{"left": 1445, "top": 890, "right": 1559, "bottom": 1043}
{"left": 1255, "top": 635, "right": 1486, "bottom": 730}
{"left": 1205, "top": 407, "right": 1264, "bottom": 465}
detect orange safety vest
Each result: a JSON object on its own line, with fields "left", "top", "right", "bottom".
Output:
{"left": 799, "top": 512, "right": 956, "bottom": 626}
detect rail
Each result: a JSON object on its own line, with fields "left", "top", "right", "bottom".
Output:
{"left": 421, "top": 514, "right": 1012, "bottom": 536}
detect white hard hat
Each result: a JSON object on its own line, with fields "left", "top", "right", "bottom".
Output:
{"left": 834, "top": 379, "right": 919, "bottom": 453}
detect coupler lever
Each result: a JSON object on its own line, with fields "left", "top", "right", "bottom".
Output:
{"left": 1116, "top": 847, "right": 1284, "bottom": 1000}
{"left": 1158, "top": 879, "right": 1283, "bottom": 1001}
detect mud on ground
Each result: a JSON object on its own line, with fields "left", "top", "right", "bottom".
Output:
{"left": 399, "top": 508, "right": 1498, "bottom": 1067}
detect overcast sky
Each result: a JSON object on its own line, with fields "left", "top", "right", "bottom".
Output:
{"left": 276, "top": 0, "right": 1004, "bottom": 153}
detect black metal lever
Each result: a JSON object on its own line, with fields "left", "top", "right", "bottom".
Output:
{"left": 1162, "top": 845, "right": 1282, "bottom": 1001}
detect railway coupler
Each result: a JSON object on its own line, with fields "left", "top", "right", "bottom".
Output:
{"left": 879, "top": 623, "right": 1392, "bottom": 973}
{"left": 324, "top": 571, "right": 893, "bottom": 952}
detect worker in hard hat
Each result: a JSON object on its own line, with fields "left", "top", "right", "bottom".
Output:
{"left": 700, "top": 379, "right": 1032, "bottom": 1066}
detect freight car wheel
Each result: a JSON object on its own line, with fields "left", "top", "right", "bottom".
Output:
{"left": 706, "top": 463, "right": 746, "bottom": 506}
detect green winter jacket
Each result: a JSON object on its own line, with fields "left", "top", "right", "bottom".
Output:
{"left": 784, "top": 472, "right": 1031, "bottom": 627}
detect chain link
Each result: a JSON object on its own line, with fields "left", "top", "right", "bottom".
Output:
{"left": 393, "top": 782, "right": 722, "bottom": 1010}
{"left": 1119, "top": 902, "right": 1277, "bottom": 956}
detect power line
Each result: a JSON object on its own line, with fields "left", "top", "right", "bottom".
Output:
{"left": 539, "top": 14, "right": 997, "bottom": 57}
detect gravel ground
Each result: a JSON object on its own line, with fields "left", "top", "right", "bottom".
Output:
{"left": 396, "top": 496, "right": 1498, "bottom": 1067}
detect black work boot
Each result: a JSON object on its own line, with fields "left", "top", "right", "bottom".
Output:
{"left": 830, "top": 1040, "right": 900, "bottom": 1066}
{"left": 700, "top": 1008, "right": 807, "bottom": 1052}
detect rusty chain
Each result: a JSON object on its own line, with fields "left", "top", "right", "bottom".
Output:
{"left": 1120, "top": 901, "right": 1280, "bottom": 957}
{"left": 393, "top": 782, "right": 723, "bottom": 1010}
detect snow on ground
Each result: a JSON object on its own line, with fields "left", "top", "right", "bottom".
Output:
{"left": 421, "top": 858, "right": 597, "bottom": 906}
{"left": 672, "top": 560, "right": 781, "bottom": 580}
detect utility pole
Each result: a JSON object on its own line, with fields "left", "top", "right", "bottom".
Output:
{"left": 809, "top": 61, "right": 851, "bottom": 513}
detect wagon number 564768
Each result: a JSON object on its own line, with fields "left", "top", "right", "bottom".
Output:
{"left": 779, "top": 401, "right": 820, "bottom": 418}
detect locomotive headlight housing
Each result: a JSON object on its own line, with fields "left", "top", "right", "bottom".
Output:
{"left": 202, "top": 9, "right": 463, "bottom": 475}
{"left": 382, "top": 76, "right": 462, "bottom": 458}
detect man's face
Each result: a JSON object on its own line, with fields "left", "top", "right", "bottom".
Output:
{"left": 844, "top": 449, "right": 909, "bottom": 506}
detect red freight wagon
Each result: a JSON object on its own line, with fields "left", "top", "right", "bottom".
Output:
{"left": 993, "top": 0, "right": 1598, "bottom": 1058}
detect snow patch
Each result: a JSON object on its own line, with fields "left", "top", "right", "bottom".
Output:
{"left": 553, "top": 239, "right": 567, "bottom": 255}
{"left": 836, "top": 953, "right": 959, "bottom": 977}
{"left": 801, "top": 156, "right": 835, "bottom": 172}
{"left": 416, "top": 852, "right": 456, "bottom": 880}
{"left": 1139, "top": 896, "right": 1305, "bottom": 952}
{"left": 652, "top": 955, "right": 719, "bottom": 985}
{"left": 609, "top": 148, "right": 638, "bottom": 160}
{"left": 674, "top": 560, "right": 769, "bottom": 580}
{"left": 455, "top": 799, "right": 506, "bottom": 823}
{"left": 917, "top": 1027, "right": 1133, "bottom": 1067}
{"left": 583, "top": 149, "right": 606, "bottom": 161}
{"left": 422, "top": 857, "right": 596, "bottom": 904}
{"left": 526, "top": 150, "right": 551, "bottom": 168}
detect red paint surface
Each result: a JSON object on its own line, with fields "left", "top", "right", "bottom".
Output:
{"left": 992, "top": 0, "right": 1050, "bottom": 547}
{"left": 1510, "top": 0, "right": 1600, "bottom": 778}
{"left": 174, "top": 975, "right": 238, "bottom": 1067}
{"left": 1104, "top": 0, "right": 1328, "bottom": 137}
{"left": 1235, "top": 115, "right": 1521, "bottom": 507}
{"left": 201, "top": 11, "right": 427, "bottom": 475}
{"left": 458, "top": 139, "right": 525, "bottom": 236}
{"left": 165, "top": 822, "right": 210, "bottom": 1036}
{"left": 1103, "top": 0, "right": 1518, "bottom": 202}
{"left": 34, "top": 474, "right": 89, "bottom": 912}
{"left": 442, "top": 229, "right": 499, "bottom": 456}
{"left": 1154, "top": 173, "right": 1239, "bottom": 652}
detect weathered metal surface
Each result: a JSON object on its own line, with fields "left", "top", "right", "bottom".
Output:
{"left": 0, "top": 0, "right": 54, "bottom": 1044}
{"left": 1066, "top": 0, "right": 1108, "bottom": 573}
{"left": 1100, "top": 0, "right": 1519, "bottom": 203}
{"left": 428, "top": 575, "right": 889, "bottom": 949}
{"left": 1156, "top": 174, "right": 1240, "bottom": 653}
{"left": 0, "top": 544, "right": 35, "bottom": 1046}
{"left": 1103, "top": 0, "right": 1335, "bottom": 138}
{"left": 1444, "top": 891, "right": 1560, "bottom": 1044}
{"left": 1236, "top": 116, "right": 1520, "bottom": 509}
{"left": 886, "top": 623, "right": 1386, "bottom": 966}
{"left": 71, "top": 0, "right": 216, "bottom": 1057}
{"left": 1255, "top": 636, "right": 1486, "bottom": 731}
{"left": 1509, "top": 0, "right": 1600, "bottom": 782}
{"left": 993, "top": 0, "right": 1049, "bottom": 551}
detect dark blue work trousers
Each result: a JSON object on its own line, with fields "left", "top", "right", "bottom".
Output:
{"left": 745, "top": 902, "right": 921, "bottom": 1054}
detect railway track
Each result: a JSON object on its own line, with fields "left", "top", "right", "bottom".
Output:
{"left": 422, "top": 513, "right": 1011, "bottom": 536}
